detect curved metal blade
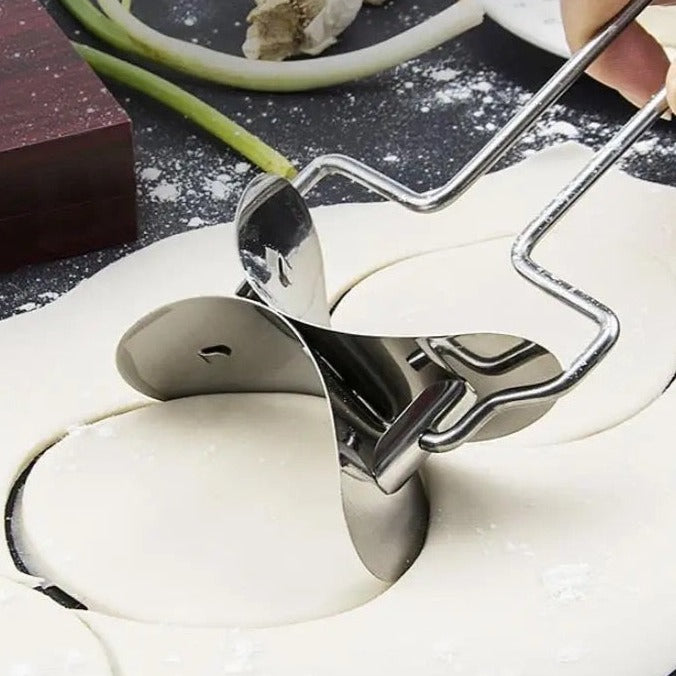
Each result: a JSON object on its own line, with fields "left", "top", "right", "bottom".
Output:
{"left": 236, "top": 175, "right": 331, "bottom": 326}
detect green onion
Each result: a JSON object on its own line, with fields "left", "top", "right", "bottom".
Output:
{"left": 62, "top": 0, "right": 483, "bottom": 92}
{"left": 74, "top": 43, "right": 297, "bottom": 178}
{"left": 60, "top": 0, "right": 144, "bottom": 55}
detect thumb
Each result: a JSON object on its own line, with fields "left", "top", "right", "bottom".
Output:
{"left": 667, "top": 60, "right": 676, "bottom": 111}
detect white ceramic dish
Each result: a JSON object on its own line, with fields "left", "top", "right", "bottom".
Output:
{"left": 482, "top": 0, "right": 676, "bottom": 59}
{"left": 483, "top": 0, "right": 570, "bottom": 57}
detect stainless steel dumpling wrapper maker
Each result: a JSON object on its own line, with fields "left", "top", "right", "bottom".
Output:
{"left": 117, "top": 0, "right": 669, "bottom": 583}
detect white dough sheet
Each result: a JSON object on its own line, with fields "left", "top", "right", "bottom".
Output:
{"left": 0, "top": 577, "right": 112, "bottom": 676}
{"left": 1, "top": 143, "right": 676, "bottom": 676}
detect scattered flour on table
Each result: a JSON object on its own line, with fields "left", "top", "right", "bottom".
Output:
{"left": 140, "top": 167, "right": 162, "bottom": 182}
{"left": 38, "top": 291, "right": 60, "bottom": 301}
{"left": 135, "top": 145, "right": 254, "bottom": 234}
{"left": 428, "top": 67, "right": 460, "bottom": 82}
{"left": 150, "top": 181, "right": 180, "bottom": 203}
{"left": 390, "top": 60, "right": 674, "bottom": 168}
{"left": 8, "top": 291, "right": 63, "bottom": 315}
{"left": 541, "top": 120, "right": 580, "bottom": 138}
{"left": 631, "top": 137, "right": 660, "bottom": 155}
{"left": 15, "top": 302, "right": 39, "bottom": 313}
{"left": 206, "top": 177, "right": 234, "bottom": 200}
{"left": 7, "top": 38, "right": 673, "bottom": 320}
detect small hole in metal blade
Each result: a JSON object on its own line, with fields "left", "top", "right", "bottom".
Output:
{"left": 198, "top": 345, "right": 233, "bottom": 363}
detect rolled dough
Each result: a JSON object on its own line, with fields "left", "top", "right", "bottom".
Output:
{"left": 0, "top": 144, "right": 675, "bottom": 675}
{"left": 16, "top": 394, "right": 388, "bottom": 627}
{"left": 331, "top": 235, "right": 676, "bottom": 445}
{"left": 0, "top": 577, "right": 112, "bottom": 676}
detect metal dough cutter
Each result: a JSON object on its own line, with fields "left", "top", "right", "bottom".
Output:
{"left": 117, "top": 0, "right": 668, "bottom": 584}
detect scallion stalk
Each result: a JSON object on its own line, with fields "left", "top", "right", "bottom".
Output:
{"left": 74, "top": 43, "right": 297, "bottom": 178}
{"left": 61, "top": 0, "right": 483, "bottom": 92}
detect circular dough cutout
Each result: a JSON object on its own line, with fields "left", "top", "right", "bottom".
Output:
{"left": 0, "top": 577, "right": 112, "bottom": 676}
{"left": 331, "top": 237, "right": 676, "bottom": 444}
{"left": 15, "top": 393, "right": 389, "bottom": 627}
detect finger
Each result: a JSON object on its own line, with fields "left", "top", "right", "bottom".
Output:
{"left": 561, "top": 0, "right": 672, "bottom": 105}
{"left": 667, "top": 60, "right": 676, "bottom": 109}
{"left": 586, "top": 24, "right": 670, "bottom": 106}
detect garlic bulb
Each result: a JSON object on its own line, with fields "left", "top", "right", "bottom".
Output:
{"left": 243, "top": 0, "right": 363, "bottom": 61}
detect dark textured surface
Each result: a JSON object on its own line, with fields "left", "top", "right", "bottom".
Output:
{"left": 0, "top": 0, "right": 136, "bottom": 271}
{"left": 0, "top": 0, "right": 127, "bottom": 154}
{"left": 0, "top": 0, "right": 674, "bottom": 316}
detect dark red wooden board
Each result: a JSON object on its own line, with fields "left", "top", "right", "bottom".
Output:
{"left": 0, "top": 0, "right": 137, "bottom": 272}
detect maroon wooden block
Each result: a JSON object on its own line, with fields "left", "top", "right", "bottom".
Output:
{"left": 0, "top": 0, "right": 137, "bottom": 272}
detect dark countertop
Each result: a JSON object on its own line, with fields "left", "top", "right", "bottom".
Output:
{"left": 1, "top": 0, "right": 674, "bottom": 318}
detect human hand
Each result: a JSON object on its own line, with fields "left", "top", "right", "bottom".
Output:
{"left": 560, "top": 0, "right": 676, "bottom": 108}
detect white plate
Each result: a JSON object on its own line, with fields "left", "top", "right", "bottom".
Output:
{"left": 482, "top": 0, "right": 676, "bottom": 59}
{"left": 482, "top": 0, "right": 570, "bottom": 58}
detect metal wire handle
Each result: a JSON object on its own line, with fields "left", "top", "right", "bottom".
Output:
{"left": 420, "top": 87, "right": 668, "bottom": 453}
{"left": 289, "top": 0, "right": 669, "bottom": 459}
{"left": 293, "top": 0, "right": 656, "bottom": 208}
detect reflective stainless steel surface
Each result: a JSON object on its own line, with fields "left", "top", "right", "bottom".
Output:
{"left": 117, "top": 296, "right": 323, "bottom": 400}
{"left": 235, "top": 0, "right": 668, "bottom": 465}
{"left": 117, "top": 0, "right": 665, "bottom": 583}
{"left": 236, "top": 175, "right": 565, "bottom": 494}
{"left": 236, "top": 176, "right": 330, "bottom": 326}
{"left": 116, "top": 296, "right": 428, "bottom": 581}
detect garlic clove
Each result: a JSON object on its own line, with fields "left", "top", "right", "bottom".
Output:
{"left": 243, "top": 0, "right": 364, "bottom": 60}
